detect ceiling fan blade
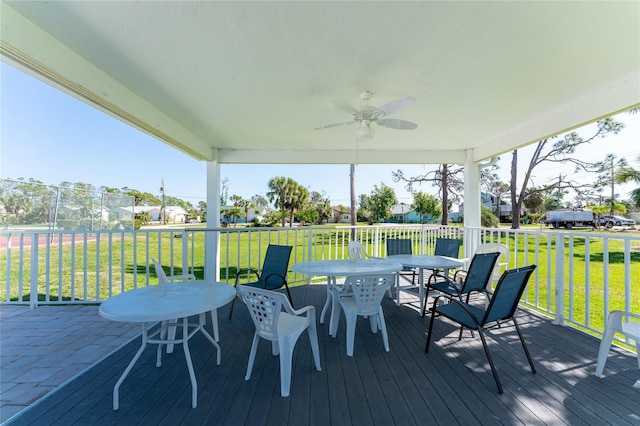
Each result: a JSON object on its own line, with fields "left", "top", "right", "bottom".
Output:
{"left": 331, "top": 100, "right": 360, "bottom": 115}
{"left": 313, "top": 121, "right": 355, "bottom": 130}
{"left": 377, "top": 118, "right": 418, "bottom": 130}
{"left": 372, "top": 96, "right": 416, "bottom": 119}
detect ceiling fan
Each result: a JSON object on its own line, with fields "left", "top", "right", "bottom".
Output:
{"left": 313, "top": 91, "right": 417, "bottom": 140}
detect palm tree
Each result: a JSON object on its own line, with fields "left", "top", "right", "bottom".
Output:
{"left": 267, "top": 176, "right": 291, "bottom": 227}
{"left": 285, "top": 182, "right": 308, "bottom": 226}
{"left": 616, "top": 155, "right": 640, "bottom": 208}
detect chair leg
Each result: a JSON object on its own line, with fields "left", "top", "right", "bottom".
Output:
{"left": 370, "top": 315, "right": 378, "bottom": 333}
{"left": 308, "top": 322, "right": 322, "bottom": 372}
{"left": 595, "top": 322, "right": 616, "bottom": 377}
{"left": 512, "top": 317, "right": 536, "bottom": 374}
{"left": 345, "top": 310, "right": 357, "bottom": 356}
{"left": 228, "top": 297, "right": 236, "bottom": 319}
{"left": 378, "top": 307, "right": 390, "bottom": 352}
{"left": 245, "top": 333, "right": 260, "bottom": 380}
{"left": 279, "top": 336, "right": 295, "bottom": 397}
{"left": 421, "top": 281, "right": 434, "bottom": 317}
{"left": 477, "top": 327, "right": 503, "bottom": 394}
{"left": 425, "top": 301, "right": 438, "bottom": 352}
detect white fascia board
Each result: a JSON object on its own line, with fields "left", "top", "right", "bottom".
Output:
{"left": 0, "top": 3, "right": 213, "bottom": 161}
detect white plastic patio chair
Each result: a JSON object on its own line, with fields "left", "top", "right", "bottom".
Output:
{"left": 348, "top": 241, "right": 383, "bottom": 260}
{"left": 595, "top": 310, "right": 640, "bottom": 377}
{"left": 152, "top": 258, "right": 220, "bottom": 351}
{"left": 331, "top": 274, "right": 395, "bottom": 356}
{"left": 348, "top": 241, "right": 394, "bottom": 298}
{"left": 237, "top": 286, "right": 321, "bottom": 397}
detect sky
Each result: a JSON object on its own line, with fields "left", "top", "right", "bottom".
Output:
{"left": 1, "top": 62, "right": 639, "bottom": 210}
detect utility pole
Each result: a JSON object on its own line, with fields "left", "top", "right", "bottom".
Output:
{"left": 610, "top": 157, "right": 615, "bottom": 215}
{"left": 160, "top": 179, "right": 166, "bottom": 225}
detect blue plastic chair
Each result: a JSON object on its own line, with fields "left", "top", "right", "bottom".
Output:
{"left": 422, "top": 251, "right": 500, "bottom": 317}
{"left": 425, "top": 265, "right": 537, "bottom": 394}
{"left": 386, "top": 238, "right": 416, "bottom": 284}
{"left": 228, "top": 244, "right": 293, "bottom": 319}
{"left": 427, "top": 237, "right": 462, "bottom": 283}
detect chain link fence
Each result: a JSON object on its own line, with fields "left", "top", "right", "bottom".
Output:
{"left": 0, "top": 179, "right": 134, "bottom": 230}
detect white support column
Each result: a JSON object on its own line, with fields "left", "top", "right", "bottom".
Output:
{"left": 463, "top": 152, "right": 482, "bottom": 259}
{"left": 205, "top": 160, "right": 221, "bottom": 282}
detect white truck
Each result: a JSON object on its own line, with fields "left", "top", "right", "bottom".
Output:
{"left": 544, "top": 209, "right": 596, "bottom": 229}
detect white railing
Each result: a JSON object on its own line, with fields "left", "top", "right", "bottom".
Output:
{"left": 1, "top": 224, "right": 638, "bottom": 346}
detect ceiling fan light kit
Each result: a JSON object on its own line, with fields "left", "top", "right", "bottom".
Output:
{"left": 356, "top": 119, "right": 374, "bottom": 141}
{"left": 314, "top": 91, "right": 418, "bottom": 140}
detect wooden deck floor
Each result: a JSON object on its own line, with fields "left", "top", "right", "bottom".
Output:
{"left": 7, "top": 284, "right": 639, "bottom": 426}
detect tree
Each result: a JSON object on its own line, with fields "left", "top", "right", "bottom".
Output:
{"left": 266, "top": 176, "right": 290, "bottom": 227}
{"left": 196, "top": 201, "right": 207, "bottom": 221}
{"left": 393, "top": 164, "right": 467, "bottom": 225}
{"left": 486, "top": 179, "right": 511, "bottom": 222}
{"left": 593, "top": 154, "right": 630, "bottom": 214}
{"left": 220, "top": 177, "right": 230, "bottom": 206}
{"left": 296, "top": 207, "right": 319, "bottom": 225}
{"left": 509, "top": 118, "right": 623, "bottom": 229}
{"left": 481, "top": 206, "right": 499, "bottom": 228}
{"left": 615, "top": 155, "right": 640, "bottom": 208}
{"left": 411, "top": 192, "right": 441, "bottom": 223}
{"left": 286, "top": 182, "right": 309, "bottom": 226}
{"left": 310, "top": 191, "right": 332, "bottom": 224}
{"left": 251, "top": 195, "right": 269, "bottom": 211}
{"left": 238, "top": 198, "right": 258, "bottom": 224}
{"left": 367, "top": 183, "right": 398, "bottom": 223}
{"left": 357, "top": 194, "right": 374, "bottom": 224}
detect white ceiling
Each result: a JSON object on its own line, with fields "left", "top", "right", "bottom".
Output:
{"left": 2, "top": 1, "right": 639, "bottom": 165}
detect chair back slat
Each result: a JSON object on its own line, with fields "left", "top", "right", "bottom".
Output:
{"left": 434, "top": 238, "right": 461, "bottom": 258}
{"left": 259, "top": 245, "right": 292, "bottom": 289}
{"left": 345, "top": 274, "right": 395, "bottom": 316}
{"left": 483, "top": 265, "right": 536, "bottom": 324}
{"left": 460, "top": 252, "right": 500, "bottom": 294}
{"left": 348, "top": 241, "right": 367, "bottom": 259}
{"left": 152, "top": 258, "right": 169, "bottom": 284}
{"left": 386, "top": 239, "right": 412, "bottom": 256}
{"left": 237, "top": 286, "right": 285, "bottom": 341}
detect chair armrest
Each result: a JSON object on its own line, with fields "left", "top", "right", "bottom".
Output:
{"left": 611, "top": 310, "right": 640, "bottom": 322}
{"left": 436, "top": 297, "right": 483, "bottom": 329}
{"left": 287, "top": 304, "right": 316, "bottom": 318}
{"left": 235, "top": 269, "right": 260, "bottom": 285}
{"left": 620, "top": 311, "right": 640, "bottom": 320}
{"left": 453, "top": 269, "right": 468, "bottom": 281}
{"left": 263, "top": 273, "right": 287, "bottom": 288}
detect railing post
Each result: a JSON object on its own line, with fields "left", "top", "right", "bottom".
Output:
{"left": 553, "top": 233, "right": 565, "bottom": 326}
{"left": 30, "top": 233, "right": 39, "bottom": 309}
{"left": 182, "top": 229, "right": 189, "bottom": 276}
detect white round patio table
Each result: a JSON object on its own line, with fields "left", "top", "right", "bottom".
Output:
{"left": 387, "top": 254, "right": 464, "bottom": 315}
{"left": 292, "top": 259, "right": 403, "bottom": 334}
{"left": 99, "top": 281, "right": 235, "bottom": 410}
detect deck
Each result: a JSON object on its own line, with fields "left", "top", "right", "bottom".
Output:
{"left": 4, "top": 284, "right": 639, "bottom": 425}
